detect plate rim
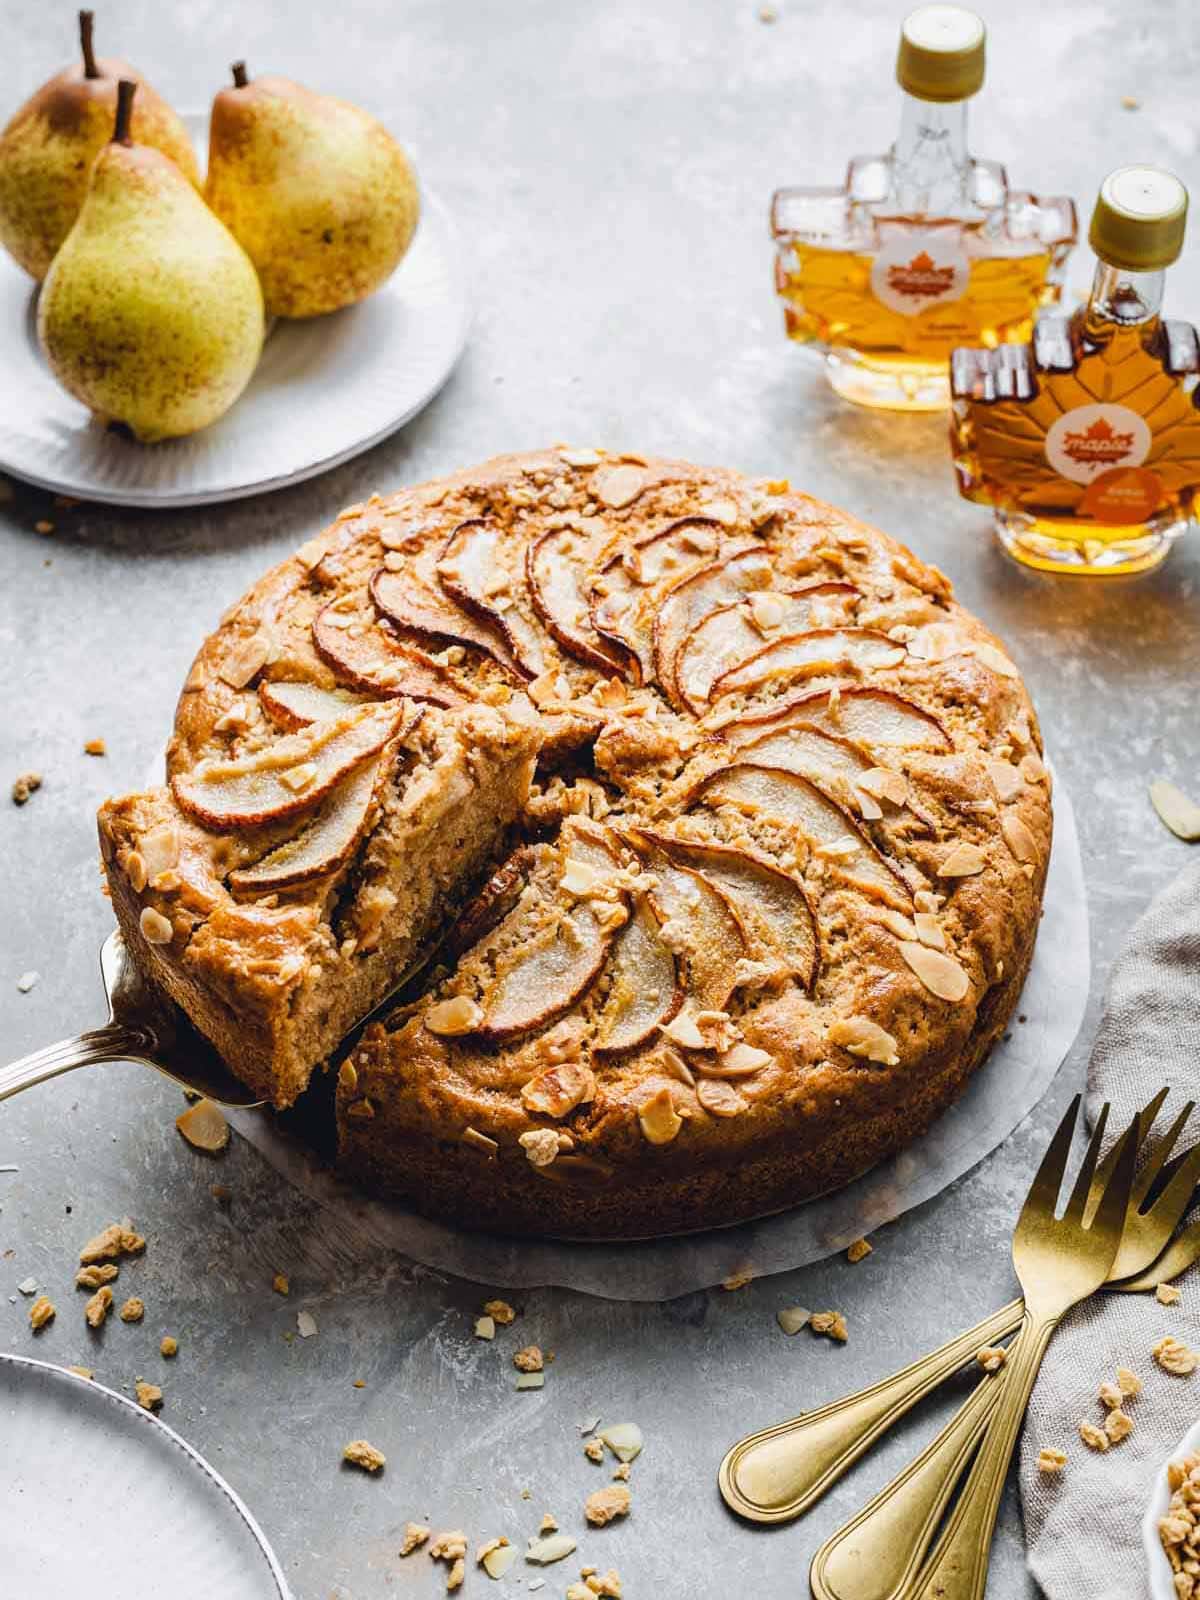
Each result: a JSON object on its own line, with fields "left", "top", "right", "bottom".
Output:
{"left": 0, "top": 1350, "right": 293, "bottom": 1598}
{"left": 1142, "top": 1414, "right": 1200, "bottom": 1600}
{"left": 0, "top": 180, "right": 471, "bottom": 510}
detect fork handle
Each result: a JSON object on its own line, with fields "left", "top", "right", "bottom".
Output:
{"left": 0, "top": 1024, "right": 152, "bottom": 1103}
{"left": 810, "top": 1361, "right": 1008, "bottom": 1600}
{"left": 717, "top": 1297, "right": 1023, "bottom": 1523}
{"left": 911, "top": 1309, "right": 1056, "bottom": 1600}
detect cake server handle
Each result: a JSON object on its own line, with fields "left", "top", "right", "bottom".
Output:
{"left": 716, "top": 1297, "right": 1023, "bottom": 1524}
{"left": 0, "top": 1024, "right": 154, "bottom": 1103}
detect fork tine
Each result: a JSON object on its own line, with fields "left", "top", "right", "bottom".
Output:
{"left": 1065, "top": 1102, "right": 1109, "bottom": 1222}
{"left": 1134, "top": 1101, "right": 1197, "bottom": 1206}
{"left": 1085, "top": 1088, "right": 1172, "bottom": 1225}
{"left": 1019, "top": 1094, "right": 1081, "bottom": 1226}
{"left": 1090, "top": 1113, "right": 1142, "bottom": 1242}
{"left": 1146, "top": 1138, "right": 1200, "bottom": 1227}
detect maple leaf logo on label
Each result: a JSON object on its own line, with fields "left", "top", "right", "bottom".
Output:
{"left": 1044, "top": 403, "right": 1152, "bottom": 485}
{"left": 869, "top": 231, "right": 970, "bottom": 317}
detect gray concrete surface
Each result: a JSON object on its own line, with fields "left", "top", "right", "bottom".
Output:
{"left": 2, "top": 1, "right": 1199, "bottom": 1594}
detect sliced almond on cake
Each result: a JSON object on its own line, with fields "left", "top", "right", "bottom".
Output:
{"left": 437, "top": 519, "right": 546, "bottom": 679}
{"left": 627, "top": 831, "right": 750, "bottom": 1010}
{"left": 173, "top": 703, "right": 416, "bottom": 830}
{"left": 228, "top": 755, "right": 384, "bottom": 892}
{"left": 527, "top": 525, "right": 638, "bottom": 678}
{"left": 674, "top": 582, "right": 860, "bottom": 713}
{"left": 691, "top": 763, "right": 913, "bottom": 908}
{"left": 259, "top": 679, "right": 367, "bottom": 730}
{"left": 710, "top": 629, "right": 907, "bottom": 700}
{"left": 635, "top": 831, "right": 818, "bottom": 989}
{"left": 714, "top": 685, "right": 951, "bottom": 751}
{"left": 371, "top": 560, "right": 530, "bottom": 683}
{"left": 593, "top": 896, "right": 683, "bottom": 1054}
{"left": 313, "top": 603, "right": 465, "bottom": 705}
{"left": 650, "top": 546, "right": 775, "bottom": 706}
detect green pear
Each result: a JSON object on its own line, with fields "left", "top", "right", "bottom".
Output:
{"left": 38, "top": 81, "right": 264, "bottom": 443}
{"left": 0, "top": 10, "right": 199, "bottom": 280}
{"left": 206, "top": 63, "right": 420, "bottom": 319}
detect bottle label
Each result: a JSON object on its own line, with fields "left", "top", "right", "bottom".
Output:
{"left": 1044, "top": 403, "right": 1152, "bottom": 484}
{"left": 869, "top": 232, "right": 970, "bottom": 317}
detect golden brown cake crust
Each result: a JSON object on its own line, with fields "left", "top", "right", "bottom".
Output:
{"left": 98, "top": 448, "right": 1052, "bottom": 1238}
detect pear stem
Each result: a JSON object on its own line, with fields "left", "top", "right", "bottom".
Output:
{"left": 80, "top": 10, "right": 99, "bottom": 79}
{"left": 231, "top": 61, "right": 249, "bottom": 87}
{"left": 113, "top": 79, "right": 136, "bottom": 145}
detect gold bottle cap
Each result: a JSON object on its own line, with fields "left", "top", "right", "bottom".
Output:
{"left": 896, "top": 6, "right": 986, "bottom": 102}
{"left": 1089, "top": 166, "right": 1189, "bottom": 271}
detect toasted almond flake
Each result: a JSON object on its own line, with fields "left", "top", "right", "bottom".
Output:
{"left": 522, "top": 1061, "right": 596, "bottom": 1119}
{"left": 637, "top": 1086, "right": 682, "bottom": 1145}
{"left": 474, "top": 1315, "right": 496, "bottom": 1340}
{"left": 826, "top": 1016, "right": 899, "bottom": 1066}
{"left": 777, "top": 1305, "right": 811, "bottom": 1335}
{"left": 871, "top": 907, "right": 920, "bottom": 940}
{"left": 1037, "top": 1447, "right": 1067, "bottom": 1474}
{"left": 219, "top": 632, "right": 271, "bottom": 689}
{"left": 854, "top": 785, "right": 883, "bottom": 821}
{"left": 67, "top": 1366, "right": 94, "bottom": 1380}
{"left": 139, "top": 823, "right": 180, "bottom": 881}
{"left": 987, "top": 759, "right": 1024, "bottom": 803}
{"left": 426, "top": 995, "right": 483, "bottom": 1036}
{"left": 857, "top": 767, "right": 909, "bottom": 807}
{"left": 585, "top": 1484, "right": 631, "bottom": 1526}
{"left": 660, "top": 1010, "right": 707, "bottom": 1050}
{"left": 560, "top": 855, "right": 602, "bottom": 895}
{"left": 175, "top": 1098, "right": 229, "bottom": 1153}
{"left": 592, "top": 465, "right": 646, "bottom": 510}
{"left": 722, "top": 1267, "right": 755, "bottom": 1291}
{"left": 599, "top": 1422, "right": 643, "bottom": 1462}
{"left": 461, "top": 1126, "right": 499, "bottom": 1157}
{"left": 559, "top": 447, "right": 603, "bottom": 467}
{"left": 272, "top": 1272, "right": 290, "bottom": 1296}
{"left": 701, "top": 497, "right": 739, "bottom": 526}
{"left": 716, "top": 1042, "right": 772, "bottom": 1074}
{"left": 139, "top": 907, "right": 174, "bottom": 945}
{"left": 846, "top": 1238, "right": 873, "bottom": 1264}
{"left": 344, "top": 1438, "right": 386, "bottom": 1472}
{"left": 811, "top": 1310, "right": 848, "bottom": 1342}
{"left": 296, "top": 1311, "right": 318, "bottom": 1338}
{"left": 972, "top": 642, "right": 1020, "bottom": 679}
{"left": 1157, "top": 1282, "right": 1183, "bottom": 1306}
{"left": 697, "top": 1078, "right": 746, "bottom": 1117}
{"left": 481, "top": 1542, "right": 517, "bottom": 1579}
{"left": 1021, "top": 752, "right": 1047, "bottom": 784}
{"left": 748, "top": 592, "right": 787, "bottom": 634}
{"left": 400, "top": 1523, "right": 431, "bottom": 1556}
{"left": 519, "top": 1129, "right": 561, "bottom": 1168}
{"left": 17, "top": 1277, "right": 38, "bottom": 1295}
{"left": 1001, "top": 812, "right": 1039, "bottom": 864}
{"left": 899, "top": 940, "right": 970, "bottom": 1002}
{"left": 913, "top": 910, "right": 946, "bottom": 950}
{"left": 1150, "top": 780, "right": 1200, "bottom": 841}
{"left": 937, "top": 841, "right": 987, "bottom": 878}
{"left": 278, "top": 761, "right": 318, "bottom": 793}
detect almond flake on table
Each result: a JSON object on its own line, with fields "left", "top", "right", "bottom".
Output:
{"left": 516, "top": 1371, "right": 545, "bottom": 1390}
{"left": 16, "top": 971, "right": 39, "bottom": 993}
{"left": 777, "top": 1306, "right": 811, "bottom": 1335}
{"left": 296, "top": 1311, "right": 318, "bottom": 1338}
{"left": 474, "top": 1314, "right": 496, "bottom": 1340}
{"left": 175, "top": 1098, "right": 230, "bottom": 1153}
{"left": 343, "top": 1439, "right": 386, "bottom": 1473}
{"left": 525, "top": 1533, "right": 578, "bottom": 1564}
{"left": 17, "top": 1277, "right": 38, "bottom": 1296}
{"left": 598, "top": 1422, "right": 643, "bottom": 1463}
{"left": 1149, "top": 779, "right": 1200, "bottom": 841}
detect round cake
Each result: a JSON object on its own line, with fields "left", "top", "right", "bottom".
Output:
{"left": 98, "top": 448, "right": 1052, "bottom": 1239}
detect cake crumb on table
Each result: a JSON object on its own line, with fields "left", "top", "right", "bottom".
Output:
{"left": 846, "top": 1238, "right": 873, "bottom": 1264}
{"left": 584, "top": 1437, "right": 604, "bottom": 1463}
{"left": 76, "top": 1264, "right": 119, "bottom": 1289}
{"left": 1117, "top": 1367, "right": 1142, "bottom": 1398}
{"left": 272, "top": 1273, "right": 290, "bottom": 1296}
{"left": 83, "top": 738, "right": 106, "bottom": 757}
{"left": 584, "top": 1483, "right": 631, "bottom": 1526}
{"left": 976, "top": 1345, "right": 1006, "bottom": 1373}
{"left": 399, "top": 1523, "right": 430, "bottom": 1556}
{"left": 66, "top": 1365, "right": 93, "bottom": 1380}
{"left": 1079, "top": 1420, "right": 1109, "bottom": 1452}
{"left": 28, "top": 1294, "right": 55, "bottom": 1331}
{"left": 11, "top": 772, "right": 41, "bottom": 805}
{"left": 612, "top": 1463, "right": 631, "bottom": 1481}
{"left": 721, "top": 1266, "right": 755, "bottom": 1291}
{"left": 135, "top": 1380, "right": 163, "bottom": 1410}
{"left": 84, "top": 1286, "right": 113, "bottom": 1328}
{"left": 79, "top": 1221, "right": 144, "bottom": 1264}
{"left": 1037, "top": 1448, "right": 1067, "bottom": 1474}
{"left": 1098, "top": 1379, "right": 1124, "bottom": 1409}
{"left": 1157, "top": 1283, "right": 1183, "bottom": 1306}
{"left": 1153, "top": 1336, "right": 1199, "bottom": 1375}
{"left": 119, "top": 1297, "right": 144, "bottom": 1323}
{"left": 160, "top": 1336, "right": 178, "bottom": 1358}
{"left": 1104, "top": 1408, "right": 1134, "bottom": 1444}
{"left": 483, "top": 1298, "right": 515, "bottom": 1325}
{"left": 777, "top": 1305, "right": 810, "bottom": 1335}
{"left": 811, "top": 1311, "right": 849, "bottom": 1343}
{"left": 514, "top": 1344, "right": 544, "bottom": 1372}
{"left": 343, "top": 1439, "right": 386, "bottom": 1473}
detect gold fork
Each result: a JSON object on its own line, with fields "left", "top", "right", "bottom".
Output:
{"left": 809, "top": 1096, "right": 1200, "bottom": 1600}
{"left": 717, "top": 1088, "right": 1181, "bottom": 1524}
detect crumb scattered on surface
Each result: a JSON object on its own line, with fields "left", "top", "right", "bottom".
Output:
{"left": 721, "top": 1266, "right": 755, "bottom": 1291}
{"left": 584, "top": 1483, "right": 631, "bottom": 1526}
{"left": 84, "top": 1286, "right": 113, "bottom": 1328}
{"left": 612, "top": 1463, "right": 630, "bottom": 1481}
{"left": 76, "top": 1264, "right": 119, "bottom": 1289}
{"left": 1117, "top": 1367, "right": 1142, "bottom": 1398}
{"left": 1158, "top": 1449, "right": 1200, "bottom": 1591}
{"left": 1157, "top": 1283, "right": 1182, "bottom": 1306}
{"left": 17, "top": 1277, "right": 38, "bottom": 1296}
{"left": 1037, "top": 1447, "right": 1067, "bottom": 1474}
{"left": 296, "top": 1311, "right": 317, "bottom": 1338}
{"left": 399, "top": 1523, "right": 430, "bottom": 1556}
{"left": 11, "top": 772, "right": 41, "bottom": 806}
{"left": 446, "top": 1557, "right": 465, "bottom": 1591}
{"left": 1154, "top": 1335, "right": 1199, "bottom": 1375}
{"left": 811, "top": 1310, "right": 848, "bottom": 1343}
{"left": 483, "top": 1299, "right": 515, "bottom": 1325}
{"left": 135, "top": 1380, "right": 163, "bottom": 1410}
{"left": 79, "top": 1221, "right": 144, "bottom": 1264}
{"left": 516, "top": 1371, "right": 545, "bottom": 1390}
{"left": 160, "top": 1336, "right": 178, "bottom": 1358}
{"left": 16, "top": 970, "right": 39, "bottom": 993}
{"left": 1105, "top": 1408, "right": 1133, "bottom": 1445}
{"left": 1079, "top": 1420, "right": 1109, "bottom": 1452}
{"left": 343, "top": 1439, "right": 386, "bottom": 1473}
{"left": 514, "top": 1344, "right": 544, "bottom": 1373}
{"left": 976, "top": 1345, "right": 1006, "bottom": 1374}
{"left": 846, "top": 1238, "right": 872, "bottom": 1264}
{"left": 584, "top": 1437, "right": 605, "bottom": 1463}
{"left": 1121, "top": 94, "right": 1140, "bottom": 109}
{"left": 29, "top": 1295, "right": 55, "bottom": 1331}
{"left": 119, "top": 1297, "right": 144, "bottom": 1323}
{"left": 539, "top": 1513, "right": 558, "bottom": 1533}
{"left": 34, "top": 520, "right": 54, "bottom": 535}
{"left": 67, "top": 1365, "right": 93, "bottom": 1380}
{"left": 175, "top": 1098, "right": 230, "bottom": 1153}
{"left": 474, "top": 1314, "right": 495, "bottom": 1339}
{"left": 83, "top": 738, "right": 106, "bottom": 757}
{"left": 272, "top": 1273, "right": 290, "bottom": 1296}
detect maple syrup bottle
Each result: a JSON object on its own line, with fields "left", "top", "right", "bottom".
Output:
{"left": 952, "top": 167, "right": 1199, "bottom": 575}
{"left": 770, "top": 6, "right": 1076, "bottom": 412}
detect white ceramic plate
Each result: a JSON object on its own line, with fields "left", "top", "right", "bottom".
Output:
{"left": 0, "top": 1353, "right": 291, "bottom": 1597}
{"left": 0, "top": 114, "right": 469, "bottom": 507}
{"left": 1143, "top": 1415, "right": 1200, "bottom": 1600}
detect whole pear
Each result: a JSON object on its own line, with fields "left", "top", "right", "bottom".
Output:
{"left": 206, "top": 63, "right": 420, "bottom": 319}
{"left": 0, "top": 10, "right": 199, "bottom": 280}
{"left": 38, "top": 82, "right": 264, "bottom": 443}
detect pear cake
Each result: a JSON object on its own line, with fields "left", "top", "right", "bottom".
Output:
{"left": 97, "top": 449, "right": 1052, "bottom": 1239}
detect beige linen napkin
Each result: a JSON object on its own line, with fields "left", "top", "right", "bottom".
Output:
{"left": 1021, "top": 859, "right": 1200, "bottom": 1598}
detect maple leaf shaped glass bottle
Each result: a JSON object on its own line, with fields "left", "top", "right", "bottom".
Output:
{"left": 770, "top": 5, "right": 1076, "bottom": 412}
{"left": 952, "top": 166, "right": 1200, "bottom": 575}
